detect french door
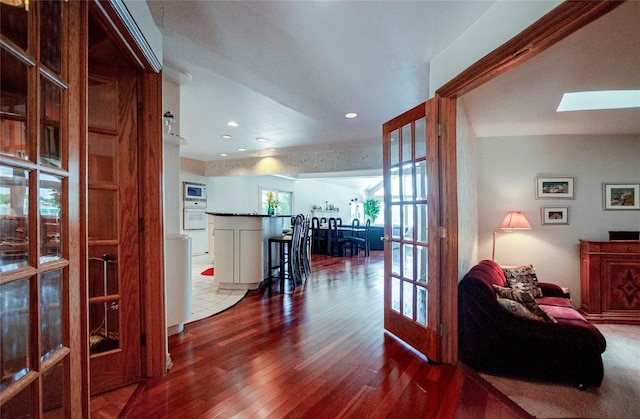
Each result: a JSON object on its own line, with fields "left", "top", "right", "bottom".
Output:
{"left": 86, "top": 30, "right": 142, "bottom": 395}
{"left": 382, "top": 99, "right": 441, "bottom": 362}
{"left": 0, "top": 1, "right": 80, "bottom": 415}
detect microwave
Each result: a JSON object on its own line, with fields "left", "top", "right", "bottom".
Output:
{"left": 184, "top": 182, "right": 207, "bottom": 201}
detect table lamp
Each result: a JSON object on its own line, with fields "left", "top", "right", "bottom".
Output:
{"left": 491, "top": 211, "right": 531, "bottom": 261}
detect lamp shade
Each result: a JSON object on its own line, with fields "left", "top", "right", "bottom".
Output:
{"left": 499, "top": 211, "right": 531, "bottom": 231}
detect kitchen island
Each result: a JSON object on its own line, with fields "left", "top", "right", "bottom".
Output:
{"left": 207, "top": 213, "right": 289, "bottom": 290}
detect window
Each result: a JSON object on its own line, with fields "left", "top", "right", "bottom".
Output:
{"left": 260, "top": 187, "right": 292, "bottom": 215}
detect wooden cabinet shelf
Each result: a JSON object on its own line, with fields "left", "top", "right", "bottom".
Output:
{"left": 579, "top": 240, "right": 640, "bottom": 324}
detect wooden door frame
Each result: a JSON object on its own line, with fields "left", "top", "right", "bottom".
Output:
{"left": 434, "top": 1, "right": 623, "bottom": 364}
{"left": 86, "top": 0, "right": 166, "bottom": 385}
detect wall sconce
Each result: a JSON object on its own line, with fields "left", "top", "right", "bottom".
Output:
{"left": 492, "top": 211, "right": 531, "bottom": 261}
{"left": 163, "top": 111, "right": 174, "bottom": 135}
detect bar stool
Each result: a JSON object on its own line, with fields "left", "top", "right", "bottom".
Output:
{"left": 267, "top": 215, "right": 303, "bottom": 295}
{"left": 268, "top": 234, "right": 293, "bottom": 295}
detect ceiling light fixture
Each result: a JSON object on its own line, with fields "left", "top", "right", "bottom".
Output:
{"left": 268, "top": 148, "right": 276, "bottom": 151}
{"left": 222, "top": 134, "right": 232, "bottom": 139}
{"left": 557, "top": 90, "right": 640, "bottom": 112}
{"left": 220, "top": 153, "right": 228, "bottom": 157}
{"left": 256, "top": 138, "right": 267, "bottom": 142}
{"left": 227, "top": 121, "right": 239, "bottom": 127}
{"left": 237, "top": 148, "right": 246, "bottom": 151}
{"left": 345, "top": 112, "right": 358, "bottom": 119}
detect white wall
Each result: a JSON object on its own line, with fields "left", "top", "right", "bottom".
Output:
{"left": 163, "top": 79, "right": 181, "bottom": 236}
{"left": 429, "top": 0, "right": 560, "bottom": 97}
{"left": 178, "top": 165, "right": 366, "bottom": 254}
{"left": 295, "top": 179, "right": 366, "bottom": 222}
{"left": 477, "top": 134, "right": 640, "bottom": 307}
{"left": 456, "top": 101, "right": 479, "bottom": 279}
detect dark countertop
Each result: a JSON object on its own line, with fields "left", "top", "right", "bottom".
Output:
{"left": 206, "top": 212, "right": 291, "bottom": 218}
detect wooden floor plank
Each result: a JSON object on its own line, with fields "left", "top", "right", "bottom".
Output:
{"left": 94, "top": 251, "right": 532, "bottom": 418}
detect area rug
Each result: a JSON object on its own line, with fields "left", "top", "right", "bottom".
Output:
{"left": 200, "top": 267, "right": 214, "bottom": 276}
{"left": 480, "top": 324, "right": 640, "bottom": 419}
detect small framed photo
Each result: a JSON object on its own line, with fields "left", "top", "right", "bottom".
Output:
{"left": 542, "top": 206, "right": 569, "bottom": 225}
{"left": 603, "top": 183, "right": 640, "bottom": 210}
{"left": 536, "top": 176, "right": 575, "bottom": 199}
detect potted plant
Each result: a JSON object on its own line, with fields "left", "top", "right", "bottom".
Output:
{"left": 266, "top": 191, "right": 279, "bottom": 215}
{"left": 363, "top": 198, "right": 380, "bottom": 223}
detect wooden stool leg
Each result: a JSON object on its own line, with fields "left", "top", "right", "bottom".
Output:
{"left": 280, "top": 242, "right": 286, "bottom": 294}
{"left": 268, "top": 239, "right": 276, "bottom": 296}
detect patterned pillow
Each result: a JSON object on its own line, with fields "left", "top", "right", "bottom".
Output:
{"left": 496, "top": 297, "right": 543, "bottom": 321}
{"left": 494, "top": 285, "right": 557, "bottom": 323}
{"left": 502, "top": 264, "right": 543, "bottom": 298}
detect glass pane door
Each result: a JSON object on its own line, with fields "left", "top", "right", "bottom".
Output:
{"left": 1, "top": 1, "right": 73, "bottom": 416}
{"left": 383, "top": 100, "right": 440, "bottom": 361}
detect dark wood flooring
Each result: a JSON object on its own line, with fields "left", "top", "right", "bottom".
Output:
{"left": 100, "top": 251, "right": 532, "bottom": 418}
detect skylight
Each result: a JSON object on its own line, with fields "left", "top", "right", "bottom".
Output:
{"left": 557, "top": 90, "right": 640, "bottom": 112}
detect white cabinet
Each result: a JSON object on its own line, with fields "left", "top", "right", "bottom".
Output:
{"left": 210, "top": 214, "right": 284, "bottom": 290}
{"left": 208, "top": 215, "right": 215, "bottom": 262}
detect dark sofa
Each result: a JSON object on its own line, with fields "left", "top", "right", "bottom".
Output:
{"left": 458, "top": 259, "right": 607, "bottom": 387}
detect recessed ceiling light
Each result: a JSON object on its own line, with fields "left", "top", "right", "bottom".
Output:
{"left": 222, "top": 134, "right": 232, "bottom": 139}
{"left": 227, "top": 121, "right": 239, "bottom": 127}
{"left": 237, "top": 148, "right": 246, "bottom": 151}
{"left": 220, "top": 153, "right": 228, "bottom": 157}
{"left": 557, "top": 90, "right": 640, "bottom": 112}
{"left": 256, "top": 138, "right": 267, "bottom": 142}
{"left": 345, "top": 112, "right": 358, "bottom": 119}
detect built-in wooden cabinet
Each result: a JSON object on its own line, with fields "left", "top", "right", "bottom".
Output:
{"left": 579, "top": 240, "right": 640, "bottom": 324}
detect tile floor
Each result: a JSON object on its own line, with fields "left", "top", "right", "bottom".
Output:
{"left": 189, "top": 253, "right": 247, "bottom": 322}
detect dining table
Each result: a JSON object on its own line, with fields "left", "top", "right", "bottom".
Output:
{"left": 312, "top": 223, "right": 367, "bottom": 255}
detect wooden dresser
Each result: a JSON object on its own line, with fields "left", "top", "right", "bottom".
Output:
{"left": 579, "top": 240, "right": 640, "bottom": 324}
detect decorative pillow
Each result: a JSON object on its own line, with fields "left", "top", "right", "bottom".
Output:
{"left": 502, "top": 264, "right": 543, "bottom": 298}
{"left": 494, "top": 285, "right": 557, "bottom": 323}
{"left": 496, "top": 297, "right": 543, "bottom": 321}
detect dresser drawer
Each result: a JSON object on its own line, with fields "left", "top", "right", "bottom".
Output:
{"left": 581, "top": 240, "right": 640, "bottom": 254}
{"left": 600, "top": 242, "right": 640, "bottom": 254}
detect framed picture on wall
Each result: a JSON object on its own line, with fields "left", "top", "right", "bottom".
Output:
{"left": 536, "top": 176, "right": 575, "bottom": 199}
{"left": 603, "top": 183, "right": 640, "bottom": 210}
{"left": 542, "top": 206, "right": 569, "bottom": 224}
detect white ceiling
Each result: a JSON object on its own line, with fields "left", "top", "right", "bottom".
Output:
{"left": 462, "top": 0, "right": 640, "bottom": 138}
{"left": 147, "top": 0, "right": 639, "bottom": 185}
{"left": 147, "top": 0, "right": 497, "bottom": 161}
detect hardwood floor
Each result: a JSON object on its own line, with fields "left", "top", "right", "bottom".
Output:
{"left": 98, "top": 252, "right": 532, "bottom": 418}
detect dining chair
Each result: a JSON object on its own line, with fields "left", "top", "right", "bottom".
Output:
{"left": 351, "top": 219, "right": 371, "bottom": 257}
{"left": 289, "top": 214, "right": 305, "bottom": 286}
{"left": 349, "top": 218, "right": 360, "bottom": 238}
{"left": 328, "top": 217, "right": 351, "bottom": 256}
{"left": 300, "top": 214, "right": 312, "bottom": 279}
{"left": 311, "top": 216, "right": 323, "bottom": 253}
